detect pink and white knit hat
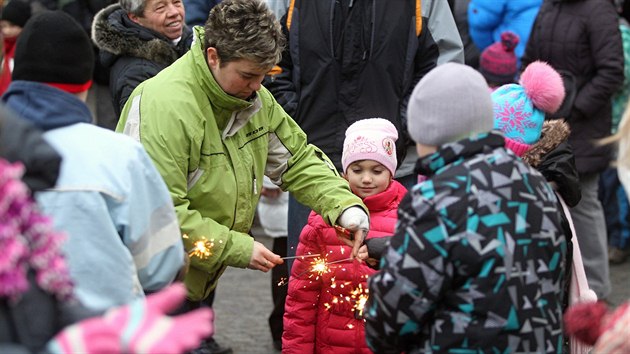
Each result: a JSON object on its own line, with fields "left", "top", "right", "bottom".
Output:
{"left": 341, "top": 118, "right": 398, "bottom": 175}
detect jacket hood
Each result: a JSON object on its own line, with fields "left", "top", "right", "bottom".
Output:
{"left": 522, "top": 119, "right": 571, "bottom": 168}
{"left": 2, "top": 81, "right": 92, "bottom": 131}
{"left": 92, "top": 4, "right": 192, "bottom": 67}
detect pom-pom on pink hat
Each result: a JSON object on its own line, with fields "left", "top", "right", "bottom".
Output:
{"left": 491, "top": 61, "right": 565, "bottom": 156}
{"left": 564, "top": 301, "right": 630, "bottom": 354}
{"left": 342, "top": 118, "right": 398, "bottom": 175}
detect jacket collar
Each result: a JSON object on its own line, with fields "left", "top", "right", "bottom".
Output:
{"left": 414, "top": 132, "right": 506, "bottom": 177}
{"left": 190, "top": 27, "right": 261, "bottom": 136}
{"left": 362, "top": 179, "right": 406, "bottom": 212}
{"left": 2, "top": 81, "right": 92, "bottom": 131}
{"left": 92, "top": 4, "right": 193, "bottom": 67}
{"left": 521, "top": 119, "right": 571, "bottom": 168}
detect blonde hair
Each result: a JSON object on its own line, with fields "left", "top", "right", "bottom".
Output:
{"left": 203, "top": 0, "right": 284, "bottom": 69}
{"left": 599, "top": 98, "right": 630, "bottom": 170}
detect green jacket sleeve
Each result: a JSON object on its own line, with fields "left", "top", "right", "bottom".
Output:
{"left": 260, "top": 90, "right": 367, "bottom": 226}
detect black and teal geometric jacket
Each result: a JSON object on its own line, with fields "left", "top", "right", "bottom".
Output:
{"left": 365, "top": 132, "right": 567, "bottom": 353}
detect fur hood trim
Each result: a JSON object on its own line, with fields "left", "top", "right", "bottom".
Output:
{"left": 522, "top": 119, "right": 571, "bottom": 167}
{"left": 92, "top": 4, "right": 183, "bottom": 66}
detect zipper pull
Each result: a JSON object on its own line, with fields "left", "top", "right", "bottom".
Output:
{"left": 349, "top": 0, "right": 354, "bottom": 7}
{"left": 253, "top": 178, "right": 257, "bottom": 195}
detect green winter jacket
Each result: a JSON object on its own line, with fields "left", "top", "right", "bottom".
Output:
{"left": 117, "top": 27, "right": 365, "bottom": 300}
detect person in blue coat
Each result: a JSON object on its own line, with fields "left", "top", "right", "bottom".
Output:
{"left": 468, "top": 0, "right": 542, "bottom": 67}
{"left": 3, "top": 11, "right": 185, "bottom": 312}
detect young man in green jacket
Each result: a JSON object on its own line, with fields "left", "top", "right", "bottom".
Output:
{"left": 117, "top": 0, "right": 368, "bottom": 310}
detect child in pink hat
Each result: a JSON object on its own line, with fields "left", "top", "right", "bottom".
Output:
{"left": 283, "top": 118, "right": 408, "bottom": 354}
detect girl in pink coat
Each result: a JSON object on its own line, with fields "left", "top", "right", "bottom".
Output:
{"left": 282, "top": 118, "right": 407, "bottom": 353}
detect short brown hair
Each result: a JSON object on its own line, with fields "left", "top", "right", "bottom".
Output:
{"left": 204, "top": 0, "right": 284, "bottom": 69}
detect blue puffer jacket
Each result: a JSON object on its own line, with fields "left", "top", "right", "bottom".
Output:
{"left": 468, "top": 0, "right": 542, "bottom": 65}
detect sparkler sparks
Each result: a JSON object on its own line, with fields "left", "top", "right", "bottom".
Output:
{"left": 351, "top": 284, "right": 369, "bottom": 318}
{"left": 309, "top": 257, "right": 331, "bottom": 277}
{"left": 183, "top": 234, "right": 215, "bottom": 259}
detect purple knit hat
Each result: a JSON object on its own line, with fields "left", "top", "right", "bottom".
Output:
{"left": 480, "top": 31, "right": 520, "bottom": 86}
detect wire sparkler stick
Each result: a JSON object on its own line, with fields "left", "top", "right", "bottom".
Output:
{"left": 280, "top": 253, "right": 321, "bottom": 260}
{"left": 325, "top": 257, "right": 355, "bottom": 265}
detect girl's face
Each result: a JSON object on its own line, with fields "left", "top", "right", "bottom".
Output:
{"left": 344, "top": 160, "right": 391, "bottom": 199}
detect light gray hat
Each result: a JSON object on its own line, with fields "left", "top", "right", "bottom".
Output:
{"left": 407, "top": 62, "right": 494, "bottom": 147}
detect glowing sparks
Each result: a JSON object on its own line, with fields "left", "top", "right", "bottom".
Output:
{"left": 277, "top": 277, "right": 288, "bottom": 287}
{"left": 310, "top": 257, "right": 330, "bottom": 277}
{"left": 186, "top": 237, "right": 214, "bottom": 259}
{"left": 351, "top": 284, "right": 369, "bottom": 318}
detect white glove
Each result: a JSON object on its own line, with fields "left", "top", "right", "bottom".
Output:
{"left": 338, "top": 206, "right": 369, "bottom": 232}
{"left": 338, "top": 206, "right": 369, "bottom": 257}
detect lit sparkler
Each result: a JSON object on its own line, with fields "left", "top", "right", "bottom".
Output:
{"left": 309, "top": 257, "right": 331, "bottom": 277}
{"left": 183, "top": 234, "right": 214, "bottom": 259}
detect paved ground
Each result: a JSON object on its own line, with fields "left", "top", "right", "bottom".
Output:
{"left": 212, "top": 234, "right": 630, "bottom": 353}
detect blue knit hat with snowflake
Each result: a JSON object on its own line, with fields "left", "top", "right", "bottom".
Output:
{"left": 491, "top": 61, "right": 565, "bottom": 156}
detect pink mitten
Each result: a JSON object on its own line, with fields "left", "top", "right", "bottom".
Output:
{"left": 49, "top": 283, "right": 213, "bottom": 354}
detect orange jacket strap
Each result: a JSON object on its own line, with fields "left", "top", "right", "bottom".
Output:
{"left": 416, "top": 0, "right": 422, "bottom": 36}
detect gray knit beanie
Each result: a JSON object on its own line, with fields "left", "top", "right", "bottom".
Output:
{"left": 407, "top": 62, "right": 494, "bottom": 147}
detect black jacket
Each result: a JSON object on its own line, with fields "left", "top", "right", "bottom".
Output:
{"left": 522, "top": 119, "right": 581, "bottom": 207}
{"left": 266, "top": 0, "right": 439, "bottom": 170}
{"left": 0, "top": 273, "right": 94, "bottom": 354}
{"left": 522, "top": 0, "right": 624, "bottom": 174}
{"left": 0, "top": 106, "right": 60, "bottom": 193}
{"left": 92, "top": 4, "right": 193, "bottom": 117}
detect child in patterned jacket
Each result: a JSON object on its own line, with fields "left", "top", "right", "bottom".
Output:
{"left": 282, "top": 118, "right": 407, "bottom": 354}
{"left": 364, "top": 63, "right": 569, "bottom": 353}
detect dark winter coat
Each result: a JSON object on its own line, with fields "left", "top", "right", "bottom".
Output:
{"left": 522, "top": 119, "right": 581, "bottom": 207}
{"left": 522, "top": 0, "right": 624, "bottom": 174}
{"left": 92, "top": 4, "right": 193, "bottom": 117}
{"left": 0, "top": 105, "right": 60, "bottom": 193}
{"left": 266, "top": 0, "right": 440, "bottom": 170}
{"left": 365, "top": 132, "right": 568, "bottom": 353}
{"left": 0, "top": 273, "right": 94, "bottom": 354}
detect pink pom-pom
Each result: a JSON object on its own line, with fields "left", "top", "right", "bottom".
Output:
{"left": 500, "top": 31, "right": 519, "bottom": 52}
{"left": 564, "top": 301, "right": 608, "bottom": 346}
{"left": 519, "top": 61, "right": 565, "bottom": 114}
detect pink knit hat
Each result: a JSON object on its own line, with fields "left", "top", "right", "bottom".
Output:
{"left": 342, "top": 118, "right": 398, "bottom": 175}
{"left": 564, "top": 301, "right": 630, "bottom": 354}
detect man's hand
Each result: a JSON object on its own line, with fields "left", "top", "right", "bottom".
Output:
{"left": 248, "top": 240, "right": 283, "bottom": 272}
{"left": 338, "top": 206, "right": 369, "bottom": 257}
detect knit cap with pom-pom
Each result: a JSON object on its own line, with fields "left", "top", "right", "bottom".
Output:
{"left": 491, "top": 61, "right": 565, "bottom": 156}
{"left": 564, "top": 301, "right": 608, "bottom": 346}
{"left": 565, "top": 301, "right": 630, "bottom": 354}
{"left": 479, "top": 31, "right": 520, "bottom": 86}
